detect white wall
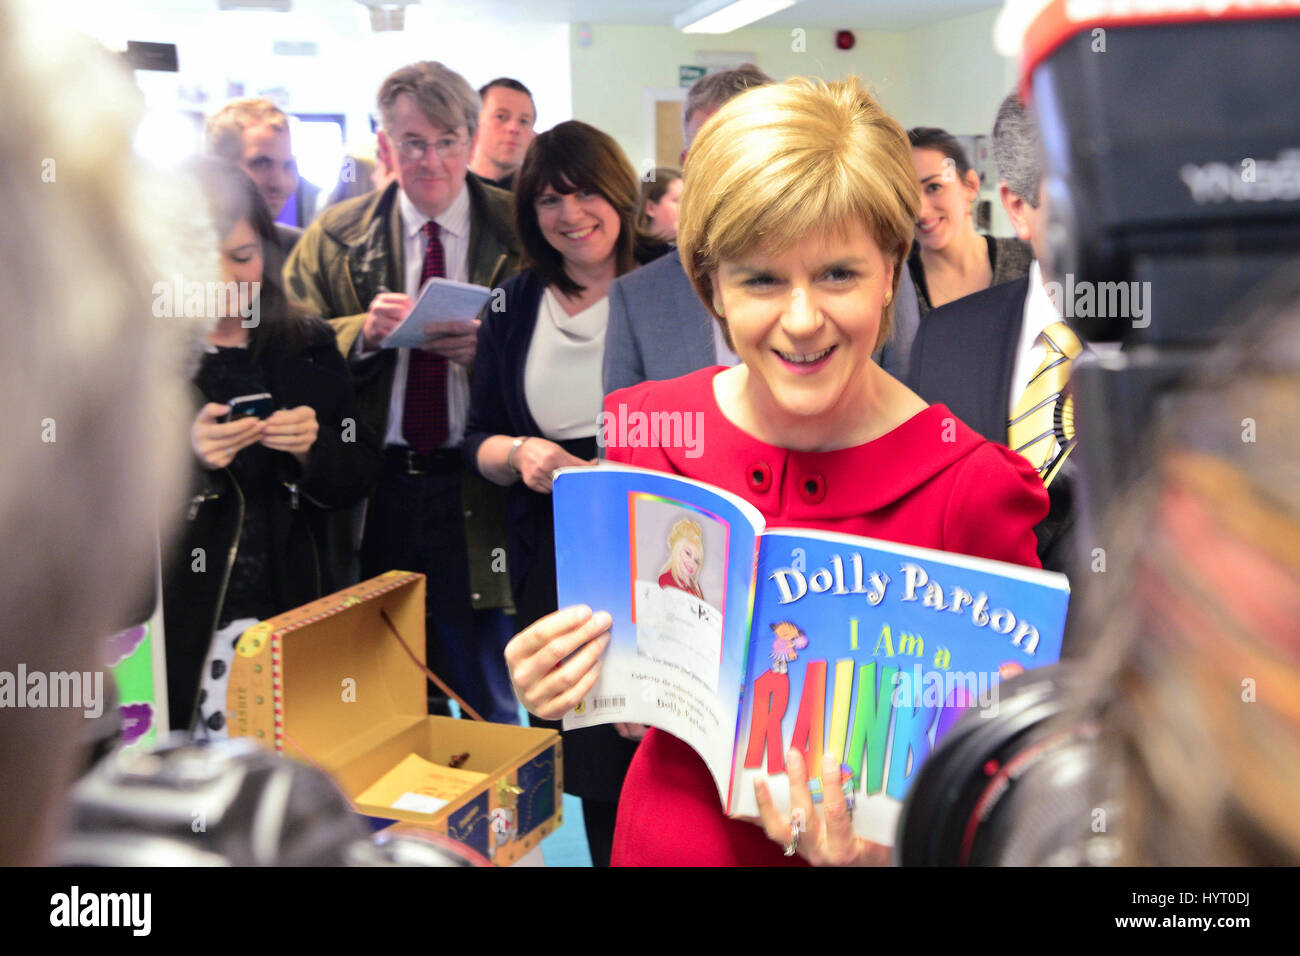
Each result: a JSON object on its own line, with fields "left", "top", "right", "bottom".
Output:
{"left": 67, "top": 2, "right": 572, "bottom": 185}
{"left": 569, "top": 22, "right": 913, "bottom": 170}
{"left": 569, "top": 11, "right": 1018, "bottom": 235}
{"left": 68, "top": 2, "right": 1017, "bottom": 233}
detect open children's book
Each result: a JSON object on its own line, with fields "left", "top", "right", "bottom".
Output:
{"left": 553, "top": 464, "right": 1070, "bottom": 846}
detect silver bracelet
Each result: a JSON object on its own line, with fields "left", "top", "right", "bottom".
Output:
{"left": 507, "top": 436, "right": 527, "bottom": 476}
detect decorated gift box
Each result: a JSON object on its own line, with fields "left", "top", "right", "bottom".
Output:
{"left": 226, "top": 570, "right": 562, "bottom": 866}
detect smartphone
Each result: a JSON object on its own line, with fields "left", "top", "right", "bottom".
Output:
{"left": 222, "top": 393, "right": 275, "bottom": 422}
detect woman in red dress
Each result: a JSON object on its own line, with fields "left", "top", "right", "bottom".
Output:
{"left": 657, "top": 517, "right": 705, "bottom": 600}
{"left": 505, "top": 76, "right": 1049, "bottom": 866}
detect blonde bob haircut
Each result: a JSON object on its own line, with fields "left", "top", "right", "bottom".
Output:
{"left": 677, "top": 75, "right": 919, "bottom": 351}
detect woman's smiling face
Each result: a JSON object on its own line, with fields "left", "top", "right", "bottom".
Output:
{"left": 677, "top": 541, "right": 701, "bottom": 579}
{"left": 712, "top": 220, "right": 894, "bottom": 424}
{"left": 535, "top": 183, "right": 621, "bottom": 275}
{"left": 911, "top": 147, "right": 978, "bottom": 252}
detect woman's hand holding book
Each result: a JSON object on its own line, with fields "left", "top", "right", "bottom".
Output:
{"left": 505, "top": 605, "right": 612, "bottom": 720}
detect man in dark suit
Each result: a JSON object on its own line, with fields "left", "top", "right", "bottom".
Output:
{"left": 603, "top": 64, "right": 922, "bottom": 393}
{"left": 907, "top": 91, "right": 1096, "bottom": 578}
{"left": 285, "top": 61, "right": 521, "bottom": 723}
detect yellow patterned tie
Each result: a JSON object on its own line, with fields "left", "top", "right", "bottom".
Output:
{"left": 1007, "top": 321, "right": 1083, "bottom": 487}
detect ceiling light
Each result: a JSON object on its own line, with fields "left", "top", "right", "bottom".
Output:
{"left": 355, "top": 0, "right": 420, "bottom": 32}
{"left": 217, "top": 0, "right": 291, "bottom": 10}
{"left": 673, "top": 0, "right": 795, "bottom": 34}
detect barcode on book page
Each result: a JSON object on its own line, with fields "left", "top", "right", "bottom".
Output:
{"left": 593, "top": 696, "right": 626, "bottom": 710}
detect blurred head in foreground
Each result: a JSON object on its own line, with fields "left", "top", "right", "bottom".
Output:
{"left": 1076, "top": 271, "right": 1300, "bottom": 864}
{"left": 0, "top": 0, "right": 208, "bottom": 863}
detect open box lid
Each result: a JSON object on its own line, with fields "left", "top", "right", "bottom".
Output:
{"left": 227, "top": 570, "right": 429, "bottom": 770}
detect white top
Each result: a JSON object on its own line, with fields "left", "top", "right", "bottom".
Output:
{"left": 360, "top": 185, "right": 472, "bottom": 449}
{"left": 525, "top": 288, "right": 609, "bottom": 440}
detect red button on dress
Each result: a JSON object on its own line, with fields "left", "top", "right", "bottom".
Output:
{"left": 747, "top": 461, "right": 772, "bottom": 493}
{"left": 798, "top": 472, "right": 826, "bottom": 504}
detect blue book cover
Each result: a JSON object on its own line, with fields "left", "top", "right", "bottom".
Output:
{"left": 554, "top": 465, "right": 1069, "bottom": 845}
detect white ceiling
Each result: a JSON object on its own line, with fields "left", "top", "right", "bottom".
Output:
{"left": 114, "top": 0, "right": 1002, "bottom": 32}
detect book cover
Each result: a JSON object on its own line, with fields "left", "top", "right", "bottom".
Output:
{"left": 554, "top": 465, "right": 1069, "bottom": 846}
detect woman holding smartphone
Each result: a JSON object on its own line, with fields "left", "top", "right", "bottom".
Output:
{"left": 503, "top": 78, "right": 1048, "bottom": 866}
{"left": 163, "top": 159, "right": 381, "bottom": 736}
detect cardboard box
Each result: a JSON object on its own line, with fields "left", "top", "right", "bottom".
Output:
{"left": 226, "top": 570, "right": 562, "bottom": 866}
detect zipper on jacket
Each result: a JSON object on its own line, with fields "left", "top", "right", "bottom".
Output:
{"left": 187, "top": 491, "right": 220, "bottom": 521}
{"left": 282, "top": 480, "right": 322, "bottom": 595}
{"left": 191, "top": 468, "right": 245, "bottom": 734}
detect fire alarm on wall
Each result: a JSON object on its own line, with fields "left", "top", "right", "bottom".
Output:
{"left": 836, "top": 30, "right": 855, "bottom": 51}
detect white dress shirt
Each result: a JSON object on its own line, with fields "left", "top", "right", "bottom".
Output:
{"left": 1008, "top": 261, "right": 1119, "bottom": 457}
{"left": 364, "top": 185, "right": 473, "bottom": 450}
{"left": 1008, "top": 261, "right": 1062, "bottom": 418}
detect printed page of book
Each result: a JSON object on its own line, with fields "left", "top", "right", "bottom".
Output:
{"left": 728, "top": 528, "right": 1070, "bottom": 846}
{"left": 379, "top": 277, "right": 491, "bottom": 349}
{"left": 554, "top": 465, "right": 765, "bottom": 802}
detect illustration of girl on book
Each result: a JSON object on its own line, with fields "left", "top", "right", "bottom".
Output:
{"left": 769, "top": 620, "right": 809, "bottom": 674}
{"left": 658, "top": 517, "right": 705, "bottom": 600}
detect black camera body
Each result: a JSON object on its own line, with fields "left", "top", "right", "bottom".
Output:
{"left": 897, "top": 3, "right": 1300, "bottom": 865}
{"left": 1033, "top": 9, "right": 1300, "bottom": 513}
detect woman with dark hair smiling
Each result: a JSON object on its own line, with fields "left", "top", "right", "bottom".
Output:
{"left": 463, "top": 119, "right": 659, "bottom": 865}
{"left": 907, "top": 126, "right": 1031, "bottom": 316}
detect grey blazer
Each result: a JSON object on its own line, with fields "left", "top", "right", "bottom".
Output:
{"left": 602, "top": 246, "right": 924, "bottom": 392}
{"left": 602, "top": 248, "right": 715, "bottom": 395}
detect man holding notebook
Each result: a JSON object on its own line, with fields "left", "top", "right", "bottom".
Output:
{"left": 285, "top": 60, "right": 521, "bottom": 724}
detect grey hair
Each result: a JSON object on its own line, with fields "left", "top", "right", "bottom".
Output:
{"left": 378, "top": 61, "right": 481, "bottom": 138}
{"left": 682, "top": 63, "right": 773, "bottom": 129}
{"left": 206, "top": 97, "right": 291, "bottom": 162}
{"left": 991, "top": 91, "right": 1042, "bottom": 207}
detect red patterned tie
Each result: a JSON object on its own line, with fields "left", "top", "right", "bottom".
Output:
{"left": 402, "top": 220, "right": 449, "bottom": 453}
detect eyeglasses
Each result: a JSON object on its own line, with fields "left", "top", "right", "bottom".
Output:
{"left": 393, "top": 134, "right": 468, "bottom": 162}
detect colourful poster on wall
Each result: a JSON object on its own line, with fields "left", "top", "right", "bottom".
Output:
{"left": 105, "top": 578, "right": 168, "bottom": 749}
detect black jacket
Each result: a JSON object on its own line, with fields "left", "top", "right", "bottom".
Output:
{"left": 463, "top": 269, "right": 639, "bottom": 803}
{"left": 905, "top": 276, "right": 1078, "bottom": 577}
{"left": 463, "top": 269, "right": 605, "bottom": 608}
{"left": 162, "top": 319, "right": 381, "bottom": 731}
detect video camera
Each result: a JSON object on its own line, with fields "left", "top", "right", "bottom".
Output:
{"left": 897, "top": 0, "right": 1300, "bottom": 865}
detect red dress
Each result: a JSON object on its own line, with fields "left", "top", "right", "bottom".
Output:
{"left": 603, "top": 367, "right": 1048, "bottom": 866}
{"left": 658, "top": 570, "right": 703, "bottom": 599}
